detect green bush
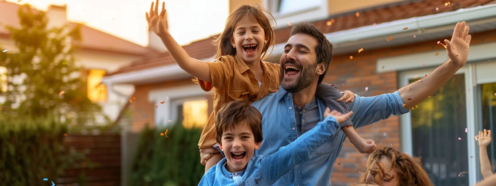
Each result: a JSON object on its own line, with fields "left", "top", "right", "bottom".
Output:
{"left": 0, "top": 117, "right": 87, "bottom": 185}
{"left": 131, "top": 123, "right": 204, "bottom": 186}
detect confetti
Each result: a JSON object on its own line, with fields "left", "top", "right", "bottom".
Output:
{"left": 356, "top": 12, "right": 360, "bottom": 17}
{"left": 338, "top": 162, "right": 341, "bottom": 165}
{"left": 403, "top": 27, "right": 408, "bottom": 30}
{"left": 470, "top": 156, "right": 474, "bottom": 158}
{"left": 421, "top": 28, "right": 425, "bottom": 31}
{"left": 350, "top": 56, "right": 353, "bottom": 59}
{"left": 436, "top": 7, "right": 439, "bottom": 11}
{"left": 437, "top": 41, "right": 440, "bottom": 44}
{"left": 445, "top": 2, "right": 450, "bottom": 6}
{"left": 288, "top": 22, "right": 292, "bottom": 26}
{"left": 435, "top": 53, "right": 439, "bottom": 56}
{"left": 2, "top": 49, "right": 6, "bottom": 53}
{"left": 413, "top": 35, "right": 416, "bottom": 38}
{"left": 168, "top": 120, "right": 172, "bottom": 122}
{"left": 408, "top": 98, "right": 412, "bottom": 101}
{"left": 59, "top": 91, "right": 65, "bottom": 96}
{"left": 475, "top": 135, "right": 478, "bottom": 141}
{"left": 164, "top": 129, "right": 169, "bottom": 137}
{"left": 160, "top": 133, "right": 164, "bottom": 136}
{"left": 64, "top": 133, "right": 67, "bottom": 136}
{"left": 382, "top": 66, "right": 384, "bottom": 69}
{"left": 465, "top": 128, "right": 467, "bottom": 133}
{"left": 428, "top": 96, "right": 431, "bottom": 98}
{"left": 383, "top": 133, "right": 387, "bottom": 136}
{"left": 341, "top": 83, "right": 345, "bottom": 86}
{"left": 403, "top": 104, "right": 406, "bottom": 107}
{"left": 156, "top": 104, "right": 158, "bottom": 108}
{"left": 365, "top": 87, "right": 368, "bottom": 91}
{"left": 387, "top": 36, "right": 394, "bottom": 41}
{"left": 43, "top": 178, "right": 48, "bottom": 181}
{"left": 413, "top": 75, "right": 418, "bottom": 78}
{"left": 373, "top": 23, "right": 377, "bottom": 26}
{"left": 458, "top": 172, "right": 468, "bottom": 177}
{"left": 161, "top": 101, "right": 165, "bottom": 104}
{"left": 358, "top": 48, "right": 364, "bottom": 53}
{"left": 326, "top": 19, "right": 335, "bottom": 26}
{"left": 458, "top": 137, "right": 461, "bottom": 140}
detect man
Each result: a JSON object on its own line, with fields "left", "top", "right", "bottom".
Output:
{"left": 201, "top": 21, "right": 471, "bottom": 185}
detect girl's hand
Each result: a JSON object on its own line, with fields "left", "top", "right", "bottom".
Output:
{"left": 444, "top": 22, "right": 471, "bottom": 68}
{"left": 324, "top": 108, "right": 353, "bottom": 124}
{"left": 337, "top": 90, "right": 356, "bottom": 103}
{"left": 146, "top": 0, "right": 169, "bottom": 36}
{"left": 479, "top": 129, "right": 492, "bottom": 148}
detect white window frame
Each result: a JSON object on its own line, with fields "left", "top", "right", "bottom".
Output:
{"left": 399, "top": 64, "right": 480, "bottom": 185}
{"left": 169, "top": 96, "right": 208, "bottom": 126}
{"left": 148, "top": 85, "right": 211, "bottom": 127}
{"left": 263, "top": 0, "right": 328, "bottom": 28}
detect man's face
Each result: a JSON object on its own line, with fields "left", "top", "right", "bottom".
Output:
{"left": 280, "top": 33, "right": 321, "bottom": 92}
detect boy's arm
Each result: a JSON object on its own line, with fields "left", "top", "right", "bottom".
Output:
{"left": 399, "top": 22, "right": 471, "bottom": 108}
{"left": 146, "top": 0, "right": 211, "bottom": 82}
{"left": 479, "top": 130, "right": 494, "bottom": 179}
{"left": 259, "top": 115, "right": 340, "bottom": 184}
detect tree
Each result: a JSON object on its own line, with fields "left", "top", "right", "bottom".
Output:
{"left": 0, "top": 4, "right": 102, "bottom": 125}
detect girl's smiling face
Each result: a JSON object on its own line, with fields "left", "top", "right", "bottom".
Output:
{"left": 231, "top": 16, "right": 266, "bottom": 64}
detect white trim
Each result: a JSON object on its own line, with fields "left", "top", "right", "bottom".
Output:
{"left": 263, "top": 0, "right": 328, "bottom": 29}
{"left": 270, "top": 4, "right": 496, "bottom": 56}
{"left": 148, "top": 85, "right": 211, "bottom": 127}
{"left": 475, "top": 60, "right": 496, "bottom": 84}
{"left": 377, "top": 42, "right": 496, "bottom": 72}
{"left": 399, "top": 65, "right": 478, "bottom": 185}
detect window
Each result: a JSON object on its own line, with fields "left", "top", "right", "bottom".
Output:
{"left": 265, "top": 0, "right": 327, "bottom": 28}
{"left": 171, "top": 98, "right": 208, "bottom": 129}
{"left": 0, "top": 67, "right": 6, "bottom": 92}
{"left": 275, "top": 0, "right": 321, "bottom": 15}
{"left": 87, "top": 69, "right": 107, "bottom": 102}
{"left": 480, "top": 83, "right": 496, "bottom": 174}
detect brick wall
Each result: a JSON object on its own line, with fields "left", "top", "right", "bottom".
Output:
{"left": 328, "top": 29, "right": 496, "bottom": 185}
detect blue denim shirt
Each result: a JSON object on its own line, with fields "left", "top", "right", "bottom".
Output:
{"left": 251, "top": 86, "right": 410, "bottom": 186}
{"left": 199, "top": 116, "right": 341, "bottom": 186}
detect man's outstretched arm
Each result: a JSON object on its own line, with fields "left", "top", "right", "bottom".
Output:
{"left": 400, "top": 22, "right": 471, "bottom": 108}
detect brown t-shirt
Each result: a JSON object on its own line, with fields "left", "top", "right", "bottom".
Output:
{"left": 197, "top": 55, "right": 280, "bottom": 149}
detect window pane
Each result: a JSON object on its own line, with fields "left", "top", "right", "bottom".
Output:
{"left": 181, "top": 99, "right": 208, "bottom": 129}
{"left": 87, "top": 69, "right": 107, "bottom": 102}
{"left": 278, "top": 0, "right": 321, "bottom": 15}
{"left": 481, "top": 83, "right": 496, "bottom": 173}
{"left": 410, "top": 74, "right": 468, "bottom": 185}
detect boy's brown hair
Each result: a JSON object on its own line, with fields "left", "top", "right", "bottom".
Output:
{"left": 290, "top": 22, "right": 333, "bottom": 84}
{"left": 358, "top": 147, "right": 433, "bottom": 186}
{"left": 215, "top": 4, "right": 275, "bottom": 60}
{"left": 215, "top": 100, "right": 263, "bottom": 144}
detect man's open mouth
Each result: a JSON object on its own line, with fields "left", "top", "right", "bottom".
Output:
{"left": 242, "top": 44, "right": 257, "bottom": 56}
{"left": 231, "top": 151, "right": 246, "bottom": 160}
{"left": 284, "top": 64, "right": 301, "bottom": 76}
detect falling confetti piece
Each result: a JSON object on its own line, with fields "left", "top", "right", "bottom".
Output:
{"left": 435, "top": 53, "right": 439, "bottom": 56}
{"left": 458, "top": 137, "right": 461, "bottom": 140}
{"left": 383, "top": 133, "right": 387, "bottom": 136}
{"left": 436, "top": 7, "right": 439, "bottom": 11}
{"left": 358, "top": 48, "right": 364, "bottom": 53}
{"left": 458, "top": 172, "right": 468, "bottom": 177}
{"left": 413, "top": 75, "right": 418, "bottom": 78}
{"left": 356, "top": 12, "right": 359, "bottom": 17}
{"left": 156, "top": 104, "right": 158, "bottom": 108}
{"left": 326, "top": 20, "right": 333, "bottom": 26}
{"left": 168, "top": 120, "right": 172, "bottom": 122}
{"left": 403, "top": 104, "right": 406, "bottom": 107}
{"left": 421, "top": 28, "right": 425, "bottom": 31}
{"left": 382, "top": 66, "right": 385, "bottom": 69}
{"left": 475, "top": 135, "right": 478, "bottom": 141}
{"left": 64, "top": 133, "right": 67, "bottom": 136}
{"left": 164, "top": 129, "right": 169, "bottom": 137}
{"left": 161, "top": 101, "right": 165, "bottom": 104}
{"left": 408, "top": 98, "right": 412, "bottom": 100}
{"left": 428, "top": 96, "right": 431, "bottom": 98}
{"left": 341, "top": 83, "right": 345, "bottom": 86}
{"left": 421, "top": 63, "right": 425, "bottom": 66}
{"left": 470, "top": 156, "right": 474, "bottom": 158}
{"left": 350, "top": 56, "right": 353, "bottom": 59}
{"left": 445, "top": 2, "right": 450, "bottom": 6}
{"left": 413, "top": 35, "right": 416, "bottom": 38}
{"left": 387, "top": 36, "right": 394, "bottom": 41}
{"left": 288, "top": 22, "right": 292, "bottom": 26}
{"left": 160, "top": 133, "right": 164, "bottom": 136}
{"left": 437, "top": 41, "right": 440, "bottom": 44}
{"left": 59, "top": 91, "right": 65, "bottom": 96}
{"left": 465, "top": 128, "right": 467, "bottom": 133}
{"left": 338, "top": 163, "right": 341, "bottom": 165}
{"left": 2, "top": 50, "right": 6, "bottom": 53}
{"left": 403, "top": 27, "right": 408, "bottom": 30}
{"left": 415, "top": 105, "right": 418, "bottom": 108}
{"left": 373, "top": 23, "right": 377, "bottom": 26}
{"left": 365, "top": 87, "right": 368, "bottom": 91}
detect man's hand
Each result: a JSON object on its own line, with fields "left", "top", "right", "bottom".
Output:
{"left": 337, "top": 90, "right": 356, "bottom": 103}
{"left": 325, "top": 108, "right": 353, "bottom": 124}
{"left": 146, "top": 0, "right": 169, "bottom": 36}
{"left": 479, "top": 129, "right": 492, "bottom": 148}
{"left": 444, "top": 21, "right": 471, "bottom": 68}
{"left": 357, "top": 139, "right": 376, "bottom": 154}
{"left": 200, "top": 147, "right": 220, "bottom": 166}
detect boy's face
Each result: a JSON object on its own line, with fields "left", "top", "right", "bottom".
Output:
{"left": 219, "top": 121, "right": 261, "bottom": 172}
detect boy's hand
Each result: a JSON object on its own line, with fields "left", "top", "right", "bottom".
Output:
{"left": 337, "top": 90, "right": 355, "bottom": 103}
{"left": 146, "top": 0, "right": 169, "bottom": 36}
{"left": 479, "top": 129, "right": 492, "bottom": 148}
{"left": 444, "top": 22, "right": 471, "bottom": 68}
{"left": 325, "top": 108, "right": 353, "bottom": 124}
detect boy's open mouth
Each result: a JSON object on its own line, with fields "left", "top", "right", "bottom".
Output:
{"left": 284, "top": 64, "right": 301, "bottom": 76}
{"left": 242, "top": 44, "right": 257, "bottom": 56}
{"left": 231, "top": 151, "right": 246, "bottom": 161}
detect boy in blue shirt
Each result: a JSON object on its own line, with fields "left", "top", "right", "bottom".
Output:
{"left": 199, "top": 100, "right": 352, "bottom": 185}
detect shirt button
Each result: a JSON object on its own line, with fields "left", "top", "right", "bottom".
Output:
{"left": 292, "top": 127, "right": 295, "bottom": 130}
{"left": 295, "top": 165, "right": 298, "bottom": 168}
{"left": 234, "top": 173, "right": 237, "bottom": 176}
{"left": 289, "top": 107, "right": 292, "bottom": 110}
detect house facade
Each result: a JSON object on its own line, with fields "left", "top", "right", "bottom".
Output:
{"left": 0, "top": 1, "right": 157, "bottom": 124}
{"left": 103, "top": 0, "right": 496, "bottom": 185}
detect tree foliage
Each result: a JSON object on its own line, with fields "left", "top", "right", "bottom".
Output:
{"left": 0, "top": 4, "right": 101, "bottom": 125}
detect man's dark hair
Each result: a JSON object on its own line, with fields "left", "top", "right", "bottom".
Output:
{"left": 215, "top": 100, "right": 263, "bottom": 144}
{"left": 290, "top": 22, "right": 333, "bottom": 84}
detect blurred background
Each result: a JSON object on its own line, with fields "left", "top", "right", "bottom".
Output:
{"left": 1, "top": 0, "right": 496, "bottom": 185}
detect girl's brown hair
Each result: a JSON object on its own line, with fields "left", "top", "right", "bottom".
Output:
{"left": 358, "top": 147, "right": 433, "bottom": 186}
{"left": 215, "top": 4, "right": 275, "bottom": 60}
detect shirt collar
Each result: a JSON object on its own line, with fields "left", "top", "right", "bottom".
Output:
{"left": 220, "top": 159, "right": 246, "bottom": 179}
{"left": 276, "top": 86, "right": 290, "bottom": 101}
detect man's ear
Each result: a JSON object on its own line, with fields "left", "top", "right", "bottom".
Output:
{"left": 254, "top": 141, "right": 262, "bottom": 150}
{"left": 316, "top": 62, "right": 327, "bottom": 75}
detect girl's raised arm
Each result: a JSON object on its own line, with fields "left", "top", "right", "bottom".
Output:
{"left": 146, "top": 0, "right": 211, "bottom": 82}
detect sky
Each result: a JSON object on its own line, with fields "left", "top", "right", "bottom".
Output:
{"left": 6, "top": 0, "right": 229, "bottom": 46}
